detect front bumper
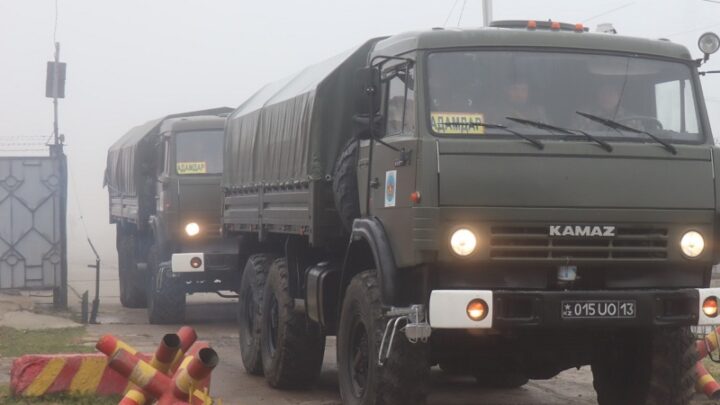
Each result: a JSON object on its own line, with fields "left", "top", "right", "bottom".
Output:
{"left": 171, "top": 252, "right": 236, "bottom": 273}
{"left": 429, "top": 288, "right": 720, "bottom": 329}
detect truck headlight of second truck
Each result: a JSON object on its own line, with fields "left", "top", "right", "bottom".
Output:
{"left": 185, "top": 222, "right": 200, "bottom": 237}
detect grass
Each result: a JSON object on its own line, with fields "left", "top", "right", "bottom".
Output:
{"left": 0, "top": 385, "right": 119, "bottom": 404}
{"left": 704, "top": 356, "right": 720, "bottom": 379}
{"left": 0, "top": 327, "right": 94, "bottom": 357}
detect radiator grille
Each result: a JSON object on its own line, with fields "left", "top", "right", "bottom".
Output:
{"left": 490, "top": 226, "right": 668, "bottom": 261}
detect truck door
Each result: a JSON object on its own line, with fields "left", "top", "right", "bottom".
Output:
{"left": 155, "top": 138, "right": 171, "bottom": 222}
{"left": 359, "top": 62, "right": 419, "bottom": 266}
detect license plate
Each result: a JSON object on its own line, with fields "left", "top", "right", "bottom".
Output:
{"left": 561, "top": 300, "right": 636, "bottom": 319}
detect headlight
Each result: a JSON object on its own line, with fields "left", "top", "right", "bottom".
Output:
{"left": 450, "top": 228, "right": 477, "bottom": 257}
{"left": 680, "top": 231, "right": 704, "bottom": 258}
{"left": 185, "top": 222, "right": 200, "bottom": 237}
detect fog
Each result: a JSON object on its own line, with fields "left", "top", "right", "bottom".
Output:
{"left": 1, "top": 0, "right": 718, "bottom": 273}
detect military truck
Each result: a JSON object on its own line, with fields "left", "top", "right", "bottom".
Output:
{"left": 105, "top": 107, "right": 235, "bottom": 323}
{"left": 211, "top": 22, "right": 720, "bottom": 404}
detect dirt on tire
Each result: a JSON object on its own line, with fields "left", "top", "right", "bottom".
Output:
{"left": 337, "top": 270, "right": 429, "bottom": 405}
{"left": 260, "top": 258, "right": 326, "bottom": 389}
{"left": 238, "top": 253, "right": 274, "bottom": 375}
{"left": 592, "top": 326, "right": 696, "bottom": 405}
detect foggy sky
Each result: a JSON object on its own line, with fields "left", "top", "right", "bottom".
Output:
{"left": 1, "top": 0, "right": 719, "bottom": 270}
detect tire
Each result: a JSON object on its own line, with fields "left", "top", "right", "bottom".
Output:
{"left": 332, "top": 138, "right": 361, "bottom": 232}
{"left": 146, "top": 244, "right": 186, "bottom": 324}
{"left": 260, "top": 258, "right": 326, "bottom": 388}
{"left": 592, "top": 327, "right": 696, "bottom": 405}
{"left": 238, "top": 254, "right": 273, "bottom": 375}
{"left": 337, "top": 271, "right": 429, "bottom": 405}
{"left": 118, "top": 231, "right": 147, "bottom": 308}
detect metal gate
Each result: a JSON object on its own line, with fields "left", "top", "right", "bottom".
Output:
{"left": 0, "top": 153, "right": 66, "bottom": 304}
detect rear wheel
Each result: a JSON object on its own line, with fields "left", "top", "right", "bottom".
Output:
{"left": 337, "top": 271, "right": 429, "bottom": 405}
{"left": 118, "top": 231, "right": 147, "bottom": 308}
{"left": 146, "top": 244, "right": 185, "bottom": 324}
{"left": 260, "top": 258, "right": 325, "bottom": 388}
{"left": 591, "top": 327, "right": 695, "bottom": 405}
{"left": 238, "top": 254, "right": 273, "bottom": 375}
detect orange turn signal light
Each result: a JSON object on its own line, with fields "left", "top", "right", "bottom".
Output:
{"left": 703, "top": 296, "right": 718, "bottom": 318}
{"left": 467, "top": 299, "right": 489, "bottom": 321}
{"left": 410, "top": 191, "right": 421, "bottom": 204}
{"left": 190, "top": 257, "right": 203, "bottom": 269}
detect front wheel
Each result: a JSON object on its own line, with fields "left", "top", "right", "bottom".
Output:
{"left": 337, "top": 271, "right": 429, "bottom": 405}
{"left": 118, "top": 231, "right": 147, "bottom": 308}
{"left": 146, "top": 245, "right": 186, "bottom": 325}
{"left": 591, "top": 327, "right": 696, "bottom": 405}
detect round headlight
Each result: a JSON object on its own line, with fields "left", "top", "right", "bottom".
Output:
{"left": 699, "top": 32, "right": 720, "bottom": 55}
{"left": 450, "top": 228, "right": 477, "bottom": 257}
{"left": 680, "top": 231, "right": 704, "bottom": 258}
{"left": 185, "top": 222, "right": 200, "bottom": 237}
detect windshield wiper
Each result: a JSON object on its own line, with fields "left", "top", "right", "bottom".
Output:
{"left": 506, "top": 117, "right": 612, "bottom": 152}
{"left": 575, "top": 111, "right": 676, "bottom": 155}
{"left": 435, "top": 121, "right": 543, "bottom": 150}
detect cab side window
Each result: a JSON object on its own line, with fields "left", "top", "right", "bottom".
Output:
{"left": 384, "top": 65, "right": 416, "bottom": 136}
{"left": 159, "top": 140, "right": 169, "bottom": 176}
{"left": 655, "top": 79, "right": 699, "bottom": 134}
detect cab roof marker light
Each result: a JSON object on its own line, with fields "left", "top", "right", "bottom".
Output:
{"left": 493, "top": 20, "right": 585, "bottom": 32}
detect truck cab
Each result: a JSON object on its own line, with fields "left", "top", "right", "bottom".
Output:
{"left": 147, "top": 115, "right": 239, "bottom": 323}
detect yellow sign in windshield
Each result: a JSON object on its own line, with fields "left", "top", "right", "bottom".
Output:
{"left": 431, "top": 112, "right": 485, "bottom": 135}
{"left": 177, "top": 161, "right": 208, "bottom": 175}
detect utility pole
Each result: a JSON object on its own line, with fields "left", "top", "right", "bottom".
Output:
{"left": 482, "top": 0, "right": 493, "bottom": 27}
{"left": 46, "top": 42, "right": 67, "bottom": 309}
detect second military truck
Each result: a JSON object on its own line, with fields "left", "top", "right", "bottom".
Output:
{"left": 105, "top": 107, "right": 236, "bottom": 323}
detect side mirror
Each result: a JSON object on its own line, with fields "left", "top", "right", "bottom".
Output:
{"left": 355, "top": 67, "right": 381, "bottom": 114}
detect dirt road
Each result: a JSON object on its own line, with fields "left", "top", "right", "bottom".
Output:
{"left": 69, "top": 265, "right": 714, "bottom": 405}
{"left": 84, "top": 298, "right": 599, "bottom": 405}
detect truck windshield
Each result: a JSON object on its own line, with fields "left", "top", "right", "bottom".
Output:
{"left": 427, "top": 51, "right": 703, "bottom": 143}
{"left": 174, "top": 130, "right": 223, "bottom": 175}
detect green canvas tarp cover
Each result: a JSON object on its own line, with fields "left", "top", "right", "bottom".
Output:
{"left": 105, "top": 107, "right": 232, "bottom": 198}
{"left": 224, "top": 39, "right": 379, "bottom": 189}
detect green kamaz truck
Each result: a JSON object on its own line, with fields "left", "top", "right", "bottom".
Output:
{"left": 105, "top": 107, "right": 236, "bottom": 324}
{"left": 196, "top": 22, "right": 720, "bottom": 404}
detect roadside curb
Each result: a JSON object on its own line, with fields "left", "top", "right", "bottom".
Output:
{"left": 10, "top": 353, "right": 149, "bottom": 397}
